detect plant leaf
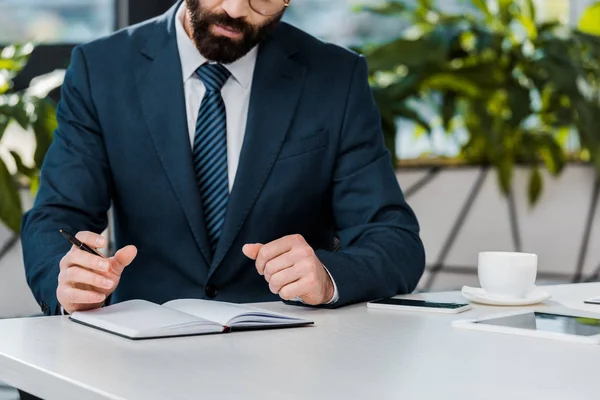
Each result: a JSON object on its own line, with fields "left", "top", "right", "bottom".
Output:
{"left": 528, "top": 167, "right": 543, "bottom": 206}
{"left": 416, "top": 0, "right": 436, "bottom": 17}
{"left": 0, "top": 60, "right": 20, "bottom": 70}
{"left": 31, "top": 97, "right": 57, "bottom": 167}
{"left": 0, "top": 43, "right": 34, "bottom": 80}
{"left": 538, "top": 134, "right": 565, "bottom": 176}
{"left": 0, "top": 98, "right": 30, "bottom": 130}
{"left": 516, "top": 14, "right": 537, "bottom": 40}
{"left": 506, "top": 83, "right": 531, "bottom": 128}
{"left": 0, "top": 77, "right": 11, "bottom": 95}
{"left": 392, "top": 104, "right": 432, "bottom": 135}
{"left": 472, "top": 0, "right": 493, "bottom": 18}
{"left": 29, "top": 174, "right": 40, "bottom": 197}
{"left": 498, "top": 0, "right": 514, "bottom": 25}
{"left": 356, "top": 2, "right": 410, "bottom": 16}
{"left": 373, "top": 72, "right": 423, "bottom": 103}
{"left": 363, "top": 33, "right": 449, "bottom": 71}
{"left": 451, "top": 63, "right": 507, "bottom": 89}
{"left": 523, "top": 0, "right": 536, "bottom": 23}
{"left": 421, "top": 73, "right": 481, "bottom": 98}
{"left": 9, "top": 151, "right": 35, "bottom": 178}
{"left": 0, "top": 156, "right": 22, "bottom": 233}
{"left": 495, "top": 155, "right": 514, "bottom": 195}
{"left": 0, "top": 113, "right": 9, "bottom": 142}
{"left": 417, "top": 0, "right": 434, "bottom": 8}
{"left": 537, "top": 21, "right": 561, "bottom": 35}
{"left": 578, "top": 2, "right": 600, "bottom": 37}
{"left": 592, "top": 146, "right": 600, "bottom": 177}
{"left": 441, "top": 92, "right": 457, "bottom": 132}
{"left": 26, "top": 69, "right": 66, "bottom": 99}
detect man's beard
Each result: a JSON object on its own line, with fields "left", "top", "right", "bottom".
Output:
{"left": 185, "top": 0, "right": 283, "bottom": 64}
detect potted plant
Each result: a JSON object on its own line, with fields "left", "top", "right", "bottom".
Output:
{"left": 0, "top": 43, "right": 64, "bottom": 233}
{"left": 0, "top": 45, "right": 65, "bottom": 320}
{"left": 356, "top": 0, "right": 600, "bottom": 204}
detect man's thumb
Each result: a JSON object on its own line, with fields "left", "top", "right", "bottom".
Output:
{"left": 242, "top": 243, "right": 262, "bottom": 260}
{"left": 112, "top": 245, "right": 138, "bottom": 274}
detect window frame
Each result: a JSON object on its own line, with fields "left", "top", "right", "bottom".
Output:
{"left": 9, "top": 0, "right": 176, "bottom": 94}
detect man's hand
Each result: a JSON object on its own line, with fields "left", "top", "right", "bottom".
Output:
{"left": 242, "top": 234, "right": 334, "bottom": 305}
{"left": 57, "top": 231, "right": 137, "bottom": 314}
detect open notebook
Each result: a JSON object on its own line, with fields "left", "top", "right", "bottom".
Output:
{"left": 69, "top": 299, "right": 313, "bottom": 340}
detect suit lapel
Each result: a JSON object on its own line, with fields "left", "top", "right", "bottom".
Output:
{"left": 134, "top": 1, "right": 213, "bottom": 268}
{"left": 210, "top": 29, "right": 306, "bottom": 273}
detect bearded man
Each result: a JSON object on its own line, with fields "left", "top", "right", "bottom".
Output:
{"left": 21, "top": 0, "right": 425, "bottom": 316}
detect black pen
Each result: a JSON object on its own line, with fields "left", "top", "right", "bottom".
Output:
{"left": 59, "top": 229, "right": 106, "bottom": 258}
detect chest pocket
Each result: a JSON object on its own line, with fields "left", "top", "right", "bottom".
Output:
{"left": 277, "top": 129, "right": 329, "bottom": 161}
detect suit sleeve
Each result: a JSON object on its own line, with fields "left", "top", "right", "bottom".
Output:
{"left": 314, "top": 55, "right": 425, "bottom": 307}
{"left": 20, "top": 46, "right": 113, "bottom": 316}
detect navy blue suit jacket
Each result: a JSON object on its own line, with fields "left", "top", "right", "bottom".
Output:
{"left": 21, "top": 1, "right": 425, "bottom": 316}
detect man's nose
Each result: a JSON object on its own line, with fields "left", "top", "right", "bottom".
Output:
{"left": 220, "top": 0, "right": 251, "bottom": 19}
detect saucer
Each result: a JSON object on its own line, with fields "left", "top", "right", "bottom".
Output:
{"left": 461, "top": 286, "right": 551, "bottom": 306}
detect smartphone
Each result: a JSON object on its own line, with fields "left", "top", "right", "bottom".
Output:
{"left": 584, "top": 297, "right": 600, "bottom": 305}
{"left": 367, "top": 297, "right": 472, "bottom": 314}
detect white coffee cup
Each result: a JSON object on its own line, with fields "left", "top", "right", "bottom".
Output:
{"left": 478, "top": 252, "right": 538, "bottom": 298}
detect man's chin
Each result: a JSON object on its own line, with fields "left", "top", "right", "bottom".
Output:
{"left": 196, "top": 40, "right": 248, "bottom": 64}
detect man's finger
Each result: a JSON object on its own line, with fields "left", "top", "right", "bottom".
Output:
{"left": 278, "top": 279, "right": 310, "bottom": 302}
{"left": 75, "top": 231, "right": 107, "bottom": 248}
{"left": 63, "top": 266, "right": 114, "bottom": 290}
{"left": 242, "top": 243, "right": 262, "bottom": 260}
{"left": 67, "top": 248, "right": 109, "bottom": 272}
{"left": 255, "top": 236, "right": 300, "bottom": 274}
{"left": 110, "top": 245, "right": 138, "bottom": 275}
{"left": 268, "top": 265, "right": 304, "bottom": 294}
{"left": 263, "top": 250, "right": 302, "bottom": 282}
{"left": 59, "top": 286, "right": 106, "bottom": 305}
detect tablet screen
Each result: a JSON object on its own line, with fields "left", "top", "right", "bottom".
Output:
{"left": 475, "top": 312, "right": 600, "bottom": 337}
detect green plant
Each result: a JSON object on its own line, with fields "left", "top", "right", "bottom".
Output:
{"left": 356, "top": 0, "right": 600, "bottom": 205}
{"left": 0, "top": 44, "right": 63, "bottom": 233}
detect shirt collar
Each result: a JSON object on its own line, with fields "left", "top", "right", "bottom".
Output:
{"left": 175, "top": 3, "right": 257, "bottom": 88}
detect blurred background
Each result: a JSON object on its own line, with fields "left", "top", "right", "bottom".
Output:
{"left": 1, "top": 0, "right": 600, "bottom": 319}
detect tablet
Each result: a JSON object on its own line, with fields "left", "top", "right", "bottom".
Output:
{"left": 452, "top": 310, "right": 600, "bottom": 344}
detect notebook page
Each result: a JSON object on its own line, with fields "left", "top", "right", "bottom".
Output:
{"left": 163, "top": 299, "right": 305, "bottom": 326}
{"left": 71, "top": 300, "right": 218, "bottom": 338}
{"left": 163, "top": 299, "right": 246, "bottom": 326}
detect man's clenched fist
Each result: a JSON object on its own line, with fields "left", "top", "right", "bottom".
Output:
{"left": 243, "top": 234, "right": 334, "bottom": 305}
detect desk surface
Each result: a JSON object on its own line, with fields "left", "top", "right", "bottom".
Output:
{"left": 2, "top": 283, "right": 600, "bottom": 400}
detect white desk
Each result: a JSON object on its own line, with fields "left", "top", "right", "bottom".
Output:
{"left": 1, "top": 283, "right": 600, "bottom": 400}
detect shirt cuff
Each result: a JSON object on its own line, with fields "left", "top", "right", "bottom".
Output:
{"left": 322, "top": 264, "right": 339, "bottom": 304}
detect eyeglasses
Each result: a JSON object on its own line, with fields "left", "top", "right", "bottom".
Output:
{"left": 249, "top": 0, "right": 290, "bottom": 17}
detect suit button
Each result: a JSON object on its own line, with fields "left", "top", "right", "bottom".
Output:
{"left": 205, "top": 285, "right": 218, "bottom": 299}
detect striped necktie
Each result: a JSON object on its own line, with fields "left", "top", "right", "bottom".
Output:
{"left": 193, "top": 63, "right": 231, "bottom": 253}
